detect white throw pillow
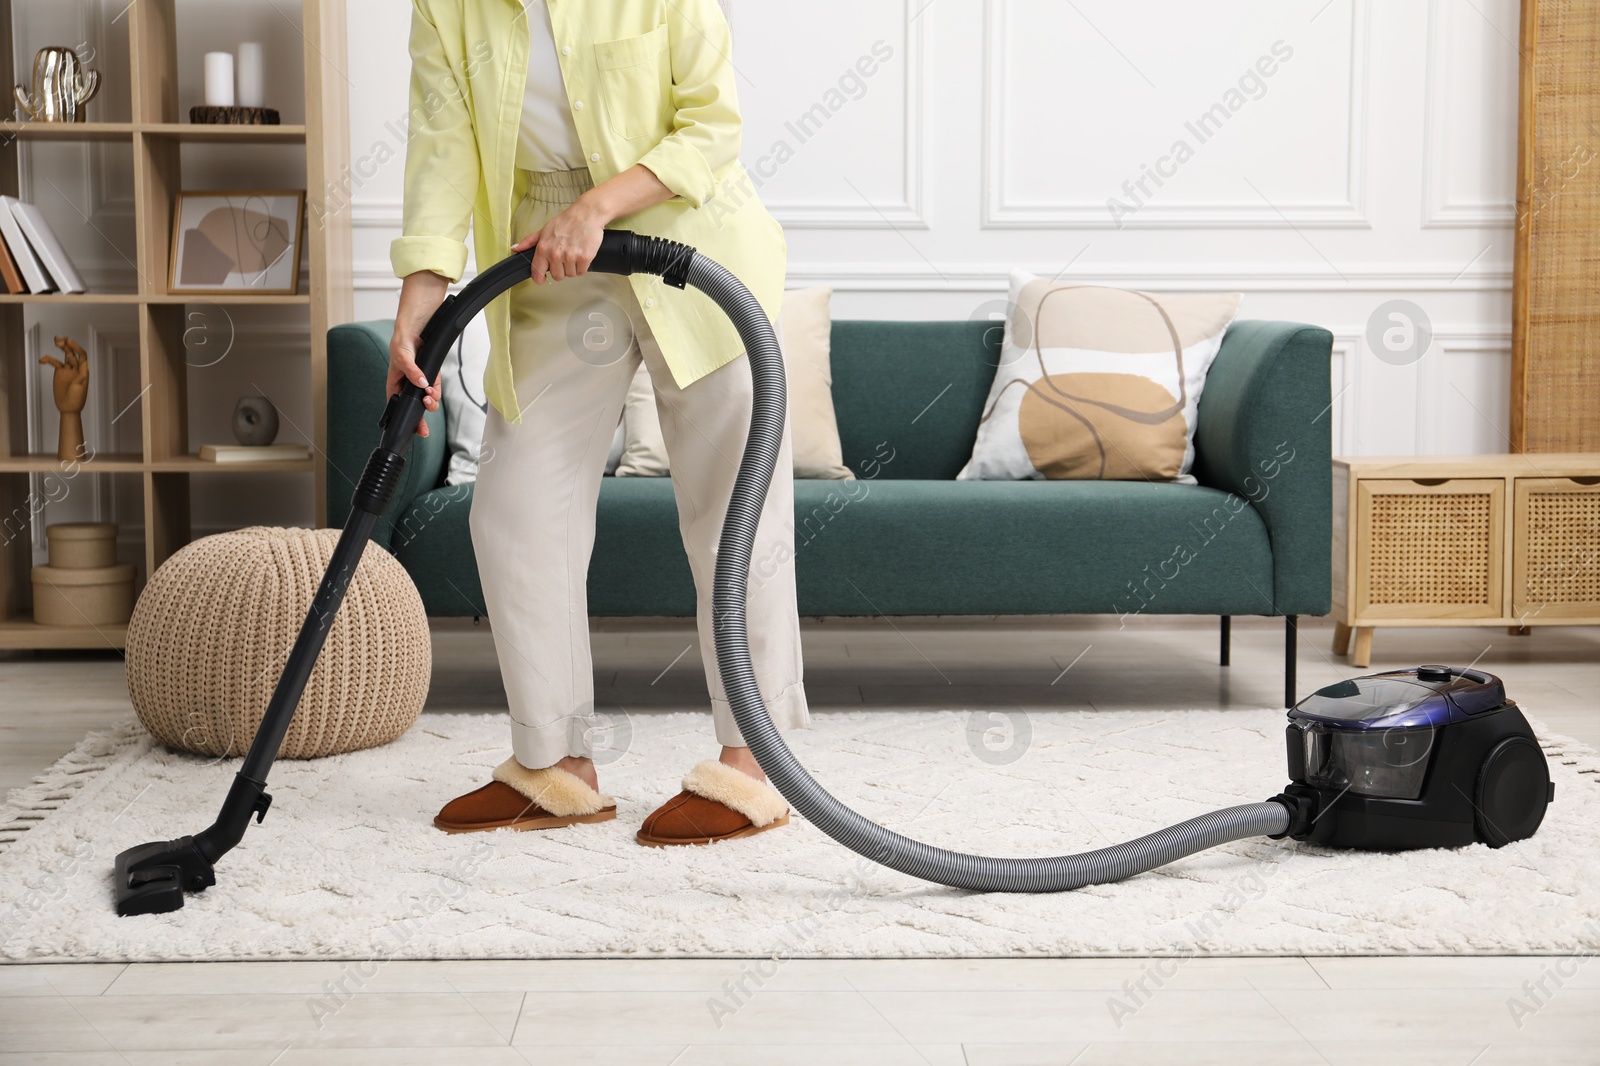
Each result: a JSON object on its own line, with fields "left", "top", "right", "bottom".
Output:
{"left": 441, "top": 311, "right": 491, "bottom": 486}
{"left": 442, "top": 313, "right": 624, "bottom": 482}
{"left": 957, "top": 270, "right": 1241, "bottom": 483}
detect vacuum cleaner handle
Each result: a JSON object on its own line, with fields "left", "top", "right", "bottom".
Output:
{"left": 378, "top": 230, "right": 691, "bottom": 452}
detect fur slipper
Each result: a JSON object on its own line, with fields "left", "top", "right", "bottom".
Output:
{"left": 434, "top": 758, "right": 616, "bottom": 833}
{"left": 636, "top": 760, "right": 789, "bottom": 847}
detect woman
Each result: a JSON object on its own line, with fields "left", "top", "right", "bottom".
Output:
{"left": 389, "top": 0, "right": 807, "bottom": 846}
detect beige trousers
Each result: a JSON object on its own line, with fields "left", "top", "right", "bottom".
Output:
{"left": 469, "top": 167, "right": 809, "bottom": 771}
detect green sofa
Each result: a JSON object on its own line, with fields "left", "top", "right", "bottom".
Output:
{"left": 327, "top": 319, "right": 1332, "bottom": 704}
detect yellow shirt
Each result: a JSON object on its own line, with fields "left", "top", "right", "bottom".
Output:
{"left": 392, "top": 0, "right": 788, "bottom": 423}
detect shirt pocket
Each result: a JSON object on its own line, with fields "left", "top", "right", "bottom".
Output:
{"left": 593, "top": 23, "right": 671, "bottom": 141}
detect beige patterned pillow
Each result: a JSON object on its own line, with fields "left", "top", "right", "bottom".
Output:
{"left": 958, "top": 271, "right": 1241, "bottom": 483}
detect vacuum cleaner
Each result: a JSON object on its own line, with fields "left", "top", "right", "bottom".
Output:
{"left": 113, "top": 232, "right": 1554, "bottom": 915}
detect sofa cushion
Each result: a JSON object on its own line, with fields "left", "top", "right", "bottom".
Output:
{"left": 386, "top": 483, "right": 480, "bottom": 616}
{"left": 788, "top": 478, "right": 1275, "bottom": 617}
{"left": 388, "top": 477, "right": 695, "bottom": 617}
{"left": 829, "top": 320, "right": 999, "bottom": 480}
{"left": 390, "top": 476, "right": 1275, "bottom": 620}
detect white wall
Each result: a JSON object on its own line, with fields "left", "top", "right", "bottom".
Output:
{"left": 22, "top": 0, "right": 1523, "bottom": 550}
{"left": 349, "top": 0, "right": 1522, "bottom": 460}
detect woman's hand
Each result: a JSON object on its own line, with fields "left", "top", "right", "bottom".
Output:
{"left": 511, "top": 165, "right": 675, "bottom": 283}
{"left": 388, "top": 270, "right": 450, "bottom": 437}
{"left": 514, "top": 197, "right": 608, "bottom": 284}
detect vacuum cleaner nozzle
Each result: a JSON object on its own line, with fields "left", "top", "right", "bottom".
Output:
{"left": 113, "top": 836, "right": 215, "bottom": 916}
{"left": 1282, "top": 666, "right": 1552, "bottom": 851}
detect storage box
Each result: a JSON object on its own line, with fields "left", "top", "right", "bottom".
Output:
{"left": 45, "top": 522, "right": 119, "bottom": 570}
{"left": 32, "top": 563, "right": 136, "bottom": 626}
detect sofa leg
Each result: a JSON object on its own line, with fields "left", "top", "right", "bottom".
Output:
{"left": 1219, "top": 615, "right": 1231, "bottom": 667}
{"left": 1284, "top": 615, "right": 1298, "bottom": 709}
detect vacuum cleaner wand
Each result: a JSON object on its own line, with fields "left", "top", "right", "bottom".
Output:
{"left": 113, "top": 232, "right": 710, "bottom": 916}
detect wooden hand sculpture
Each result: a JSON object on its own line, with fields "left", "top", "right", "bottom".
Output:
{"left": 40, "top": 335, "right": 89, "bottom": 460}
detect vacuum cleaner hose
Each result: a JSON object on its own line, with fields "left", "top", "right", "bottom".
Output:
{"left": 107, "top": 230, "right": 1290, "bottom": 917}
{"left": 422, "top": 233, "right": 1295, "bottom": 891}
{"left": 679, "top": 250, "right": 1291, "bottom": 891}
{"left": 404, "top": 233, "right": 1294, "bottom": 892}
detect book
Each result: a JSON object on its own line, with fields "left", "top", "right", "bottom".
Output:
{"left": 9, "top": 201, "right": 86, "bottom": 294}
{"left": 198, "top": 443, "right": 311, "bottom": 463}
{"left": 0, "top": 228, "right": 23, "bottom": 294}
{"left": 0, "top": 196, "right": 51, "bottom": 293}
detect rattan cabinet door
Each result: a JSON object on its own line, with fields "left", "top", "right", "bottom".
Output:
{"left": 1512, "top": 477, "right": 1600, "bottom": 621}
{"left": 1354, "top": 479, "right": 1506, "bottom": 621}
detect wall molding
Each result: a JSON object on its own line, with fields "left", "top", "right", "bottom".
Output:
{"left": 350, "top": 249, "right": 1513, "bottom": 294}
{"left": 1420, "top": 0, "right": 1517, "bottom": 229}
{"left": 1327, "top": 331, "right": 1359, "bottom": 458}
{"left": 1426, "top": 329, "right": 1515, "bottom": 354}
{"left": 755, "top": 0, "right": 925, "bottom": 229}
{"left": 1329, "top": 326, "right": 1513, "bottom": 457}
{"left": 980, "top": 0, "right": 1371, "bottom": 230}
{"left": 14, "top": 3, "right": 135, "bottom": 226}
{"left": 1415, "top": 328, "right": 1513, "bottom": 451}
{"left": 23, "top": 324, "right": 46, "bottom": 558}
{"left": 349, "top": 3, "right": 925, "bottom": 231}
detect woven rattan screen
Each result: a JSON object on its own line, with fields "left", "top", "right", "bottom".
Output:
{"left": 1513, "top": 0, "right": 1600, "bottom": 451}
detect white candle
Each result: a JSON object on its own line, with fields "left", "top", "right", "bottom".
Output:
{"left": 204, "top": 51, "right": 235, "bottom": 108}
{"left": 236, "top": 42, "right": 264, "bottom": 108}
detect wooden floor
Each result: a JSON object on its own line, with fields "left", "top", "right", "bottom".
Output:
{"left": 2, "top": 614, "right": 1597, "bottom": 1063}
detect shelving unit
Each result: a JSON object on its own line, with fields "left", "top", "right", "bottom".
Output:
{"left": 0, "top": 0, "right": 351, "bottom": 649}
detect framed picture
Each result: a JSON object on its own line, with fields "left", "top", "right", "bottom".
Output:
{"left": 168, "top": 190, "right": 305, "bottom": 296}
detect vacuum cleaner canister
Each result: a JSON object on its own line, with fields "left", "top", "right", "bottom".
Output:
{"left": 1278, "top": 666, "right": 1552, "bottom": 851}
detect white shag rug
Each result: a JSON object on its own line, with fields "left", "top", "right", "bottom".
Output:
{"left": 2, "top": 708, "right": 1598, "bottom": 961}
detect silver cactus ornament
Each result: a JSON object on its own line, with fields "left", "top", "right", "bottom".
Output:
{"left": 15, "top": 47, "right": 101, "bottom": 123}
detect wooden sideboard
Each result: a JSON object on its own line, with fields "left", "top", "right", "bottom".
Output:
{"left": 1332, "top": 454, "right": 1600, "bottom": 666}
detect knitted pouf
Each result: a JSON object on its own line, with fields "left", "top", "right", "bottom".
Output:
{"left": 126, "top": 526, "right": 430, "bottom": 759}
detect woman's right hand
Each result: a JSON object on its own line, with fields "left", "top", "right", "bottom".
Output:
{"left": 388, "top": 270, "right": 451, "bottom": 437}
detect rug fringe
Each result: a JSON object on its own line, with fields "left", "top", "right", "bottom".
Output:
{"left": 0, "top": 714, "right": 151, "bottom": 852}
{"left": 1532, "top": 716, "right": 1600, "bottom": 787}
